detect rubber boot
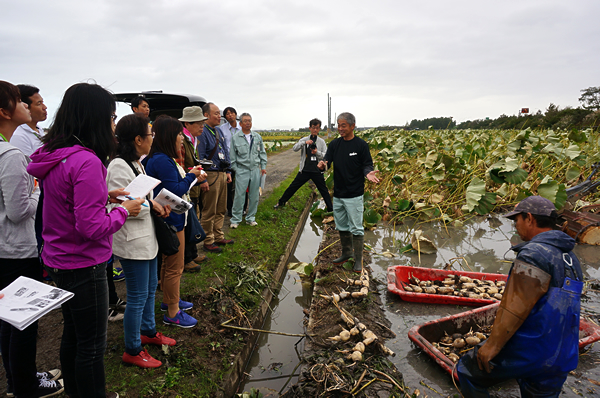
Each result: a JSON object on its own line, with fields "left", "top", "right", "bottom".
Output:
{"left": 352, "top": 234, "right": 364, "bottom": 273}
{"left": 476, "top": 259, "right": 551, "bottom": 373}
{"left": 333, "top": 231, "right": 353, "bottom": 264}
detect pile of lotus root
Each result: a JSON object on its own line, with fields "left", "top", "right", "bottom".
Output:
{"left": 404, "top": 274, "right": 505, "bottom": 300}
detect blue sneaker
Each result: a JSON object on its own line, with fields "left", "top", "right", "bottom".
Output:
{"left": 163, "top": 310, "right": 197, "bottom": 328}
{"left": 113, "top": 267, "right": 125, "bottom": 282}
{"left": 160, "top": 299, "right": 193, "bottom": 312}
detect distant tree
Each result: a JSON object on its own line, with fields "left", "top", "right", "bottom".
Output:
{"left": 579, "top": 86, "right": 600, "bottom": 111}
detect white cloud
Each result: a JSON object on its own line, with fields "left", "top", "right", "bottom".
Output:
{"left": 1, "top": 0, "right": 599, "bottom": 129}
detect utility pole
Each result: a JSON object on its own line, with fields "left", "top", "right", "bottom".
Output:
{"left": 327, "top": 93, "right": 332, "bottom": 138}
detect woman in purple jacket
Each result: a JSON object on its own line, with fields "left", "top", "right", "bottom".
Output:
{"left": 27, "top": 83, "right": 143, "bottom": 398}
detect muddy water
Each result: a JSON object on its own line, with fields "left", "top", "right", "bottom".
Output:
{"left": 241, "top": 213, "right": 600, "bottom": 396}
{"left": 239, "top": 218, "right": 323, "bottom": 396}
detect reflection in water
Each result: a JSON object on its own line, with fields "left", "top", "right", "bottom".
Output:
{"left": 242, "top": 213, "right": 600, "bottom": 397}
{"left": 240, "top": 216, "right": 322, "bottom": 395}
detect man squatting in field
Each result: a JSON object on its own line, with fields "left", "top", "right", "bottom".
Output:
{"left": 456, "top": 195, "right": 583, "bottom": 397}
{"left": 317, "top": 112, "right": 379, "bottom": 272}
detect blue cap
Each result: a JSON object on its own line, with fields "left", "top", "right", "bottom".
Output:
{"left": 504, "top": 196, "right": 557, "bottom": 219}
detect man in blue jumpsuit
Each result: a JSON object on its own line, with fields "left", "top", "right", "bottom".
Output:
{"left": 457, "top": 196, "right": 583, "bottom": 397}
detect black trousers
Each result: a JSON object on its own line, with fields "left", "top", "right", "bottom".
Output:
{"left": 184, "top": 197, "right": 199, "bottom": 263}
{"left": 227, "top": 170, "right": 235, "bottom": 216}
{"left": 0, "top": 257, "right": 41, "bottom": 397}
{"left": 279, "top": 171, "right": 333, "bottom": 211}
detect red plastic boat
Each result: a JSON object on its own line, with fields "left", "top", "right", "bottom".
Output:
{"left": 387, "top": 265, "right": 508, "bottom": 306}
{"left": 408, "top": 302, "right": 600, "bottom": 379}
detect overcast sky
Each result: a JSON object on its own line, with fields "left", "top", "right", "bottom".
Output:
{"left": 2, "top": 0, "right": 599, "bottom": 129}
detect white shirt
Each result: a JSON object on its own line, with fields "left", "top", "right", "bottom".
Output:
{"left": 10, "top": 124, "right": 45, "bottom": 157}
{"left": 219, "top": 121, "right": 241, "bottom": 151}
{"left": 243, "top": 132, "right": 252, "bottom": 146}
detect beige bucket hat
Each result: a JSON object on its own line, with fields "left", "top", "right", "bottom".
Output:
{"left": 179, "top": 106, "right": 207, "bottom": 122}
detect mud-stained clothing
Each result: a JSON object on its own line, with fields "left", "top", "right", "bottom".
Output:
{"left": 457, "top": 230, "right": 583, "bottom": 397}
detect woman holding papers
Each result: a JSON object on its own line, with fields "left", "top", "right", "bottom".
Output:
{"left": 143, "top": 115, "right": 205, "bottom": 328}
{"left": 27, "top": 83, "right": 143, "bottom": 398}
{"left": 107, "top": 114, "right": 176, "bottom": 368}
{"left": 0, "top": 81, "right": 65, "bottom": 397}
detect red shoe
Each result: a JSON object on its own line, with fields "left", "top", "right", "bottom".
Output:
{"left": 204, "top": 243, "right": 223, "bottom": 253}
{"left": 214, "top": 239, "right": 234, "bottom": 245}
{"left": 122, "top": 348, "right": 162, "bottom": 368}
{"left": 141, "top": 332, "right": 176, "bottom": 346}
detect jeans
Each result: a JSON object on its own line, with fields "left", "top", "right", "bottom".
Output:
{"left": 120, "top": 258, "right": 158, "bottom": 355}
{"left": 279, "top": 171, "right": 333, "bottom": 212}
{"left": 333, "top": 196, "right": 364, "bottom": 236}
{"left": 0, "top": 257, "right": 42, "bottom": 398}
{"left": 45, "top": 263, "right": 108, "bottom": 398}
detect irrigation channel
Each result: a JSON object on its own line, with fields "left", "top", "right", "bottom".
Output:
{"left": 240, "top": 205, "right": 600, "bottom": 397}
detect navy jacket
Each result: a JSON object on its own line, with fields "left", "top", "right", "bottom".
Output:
{"left": 143, "top": 152, "right": 196, "bottom": 231}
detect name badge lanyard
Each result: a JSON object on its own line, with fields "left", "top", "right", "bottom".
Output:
{"left": 206, "top": 126, "right": 225, "bottom": 159}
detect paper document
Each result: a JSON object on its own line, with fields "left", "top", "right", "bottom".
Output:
{"left": 0, "top": 276, "right": 74, "bottom": 330}
{"left": 117, "top": 174, "right": 161, "bottom": 201}
{"left": 259, "top": 173, "right": 266, "bottom": 196}
{"left": 154, "top": 188, "right": 193, "bottom": 214}
{"left": 187, "top": 170, "right": 207, "bottom": 192}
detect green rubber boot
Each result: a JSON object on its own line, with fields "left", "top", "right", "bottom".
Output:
{"left": 333, "top": 231, "right": 353, "bottom": 264}
{"left": 352, "top": 234, "right": 364, "bottom": 273}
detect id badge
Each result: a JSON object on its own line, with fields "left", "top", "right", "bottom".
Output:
{"left": 311, "top": 156, "right": 317, "bottom": 162}
{"left": 218, "top": 152, "right": 225, "bottom": 160}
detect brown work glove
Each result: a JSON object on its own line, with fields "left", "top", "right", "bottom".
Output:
{"left": 477, "top": 259, "right": 551, "bottom": 373}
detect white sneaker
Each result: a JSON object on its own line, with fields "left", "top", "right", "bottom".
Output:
{"left": 230, "top": 223, "right": 239, "bottom": 229}
{"left": 108, "top": 309, "right": 124, "bottom": 322}
{"left": 37, "top": 369, "right": 61, "bottom": 381}
{"left": 248, "top": 221, "right": 258, "bottom": 226}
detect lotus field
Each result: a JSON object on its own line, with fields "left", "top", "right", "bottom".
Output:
{"left": 354, "top": 127, "right": 600, "bottom": 225}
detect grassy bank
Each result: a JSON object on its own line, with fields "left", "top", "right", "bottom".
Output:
{"left": 104, "top": 171, "right": 313, "bottom": 397}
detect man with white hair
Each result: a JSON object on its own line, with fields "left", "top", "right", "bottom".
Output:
{"left": 318, "top": 112, "right": 379, "bottom": 273}
{"left": 229, "top": 113, "right": 267, "bottom": 228}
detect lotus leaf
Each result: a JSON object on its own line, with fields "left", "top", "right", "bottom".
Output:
{"left": 465, "top": 177, "right": 486, "bottom": 212}
{"left": 391, "top": 175, "right": 404, "bottom": 186}
{"left": 537, "top": 176, "right": 568, "bottom": 209}
{"left": 396, "top": 199, "right": 412, "bottom": 212}
{"left": 565, "top": 145, "right": 581, "bottom": 160}
{"left": 363, "top": 208, "right": 381, "bottom": 224}
{"left": 410, "top": 230, "right": 437, "bottom": 254}
{"left": 565, "top": 166, "right": 581, "bottom": 182}
{"left": 430, "top": 193, "right": 444, "bottom": 204}
{"left": 287, "top": 262, "right": 310, "bottom": 276}
{"left": 496, "top": 184, "right": 509, "bottom": 197}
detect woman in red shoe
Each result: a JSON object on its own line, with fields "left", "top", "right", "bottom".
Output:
{"left": 107, "top": 114, "right": 177, "bottom": 368}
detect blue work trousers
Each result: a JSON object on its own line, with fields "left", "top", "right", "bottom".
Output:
{"left": 333, "top": 196, "right": 364, "bottom": 236}
{"left": 231, "top": 168, "right": 261, "bottom": 224}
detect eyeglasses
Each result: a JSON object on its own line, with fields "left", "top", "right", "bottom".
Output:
{"left": 111, "top": 114, "right": 117, "bottom": 122}
{"left": 147, "top": 132, "right": 156, "bottom": 138}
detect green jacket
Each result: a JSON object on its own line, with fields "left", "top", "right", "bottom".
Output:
{"left": 182, "top": 135, "right": 201, "bottom": 199}
{"left": 230, "top": 130, "right": 267, "bottom": 173}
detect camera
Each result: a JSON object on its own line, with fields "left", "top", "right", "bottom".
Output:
{"left": 308, "top": 135, "right": 318, "bottom": 151}
{"left": 219, "top": 160, "right": 232, "bottom": 172}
